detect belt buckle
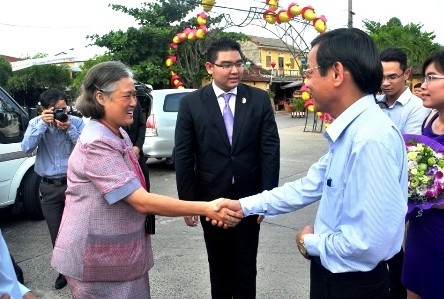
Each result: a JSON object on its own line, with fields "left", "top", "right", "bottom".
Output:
{"left": 53, "top": 179, "right": 62, "bottom": 186}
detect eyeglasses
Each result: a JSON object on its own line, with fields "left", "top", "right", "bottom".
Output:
{"left": 421, "top": 74, "right": 444, "bottom": 84}
{"left": 213, "top": 62, "right": 244, "bottom": 70}
{"left": 303, "top": 66, "right": 323, "bottom": 78}
{"left": 382, "top": 72, "right": 404, "bottom": 83}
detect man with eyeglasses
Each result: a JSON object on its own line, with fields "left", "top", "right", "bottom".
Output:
{"left": 377, "top": 47, "right": 430, "bottom": 299}
{"left": 216, "top": 28, "right": 408, "bottom": 299}
{"left": 175, "top": 37, "right": 280, "bottom": 298}
{"left": 378, "top": 48, "right": 430, "bottom": 134}
{"left": 21, "top": 89, "right": 84, "bottom": 290}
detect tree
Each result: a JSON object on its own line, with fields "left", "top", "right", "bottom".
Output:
{"left": 70, "top": 54, "right": 113, "bottom": 97}
{"left": 88, "top": 0, "right": 247, "bottom": 88}
{"left": 0, "top": 57, "right": 12, "bottom": 86}
{"left": 7, "top": 62, "right": 71, "bottom": 107}
{"left": 363, "top": 17, "right": 443, "bottom": 69}
{"left": 88, "top": 0, "right": 199, "bottom": 88}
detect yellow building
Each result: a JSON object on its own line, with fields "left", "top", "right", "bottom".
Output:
{"left": 239, "top": 36, "right": 305, "bottom": 110}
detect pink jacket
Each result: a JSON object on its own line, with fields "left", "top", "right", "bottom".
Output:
{"left": 51, "top": 120, "right": 153, "bottom": 282}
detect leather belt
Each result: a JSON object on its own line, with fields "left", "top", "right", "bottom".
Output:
{"left": 42, "top": 177, "right": 67, "bottom": 185}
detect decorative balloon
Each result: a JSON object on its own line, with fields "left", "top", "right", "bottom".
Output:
{"left": 299, "top": 83, "right": 334, "bottom": 126}
{"left": 262, "top": 1, "right": 327, "bottom": 34}
{"left": 165, "top": 9, "right": 209, "bottom": 88}
{"left": 166, "top": 0, "right": 328, "bottom": 89}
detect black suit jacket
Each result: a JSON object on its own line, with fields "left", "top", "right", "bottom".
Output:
{"left": 124, "top": 100, "right": 146, "bottom": 150}
{"left": 124, "top": 99, "right": 150, "bottom": 191}
{"left": 175, "top": 83, "right": 280, "bottom": 201}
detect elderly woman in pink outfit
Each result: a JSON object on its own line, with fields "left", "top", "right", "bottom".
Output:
{"left": 50, "top": 61, "right": 241, "bottom": 298}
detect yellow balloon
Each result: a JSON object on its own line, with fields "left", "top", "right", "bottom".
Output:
{"left": 301, "top": 91, "right": 310, "bottom": 100}
{"left": 202, "top": 0, "right": 216, "bottom": 12}
{"left": 304, "top": 11, "right": 316, "bottom": 21}
{"left": 307, "top": 105, "right": 314, "bottom": 112}
{"left": 314, "top": 20, "right": 327, "bottom": 33}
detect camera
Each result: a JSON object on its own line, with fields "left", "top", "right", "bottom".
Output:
{"left": 53, "top": 109, "right": 68, "bottom": 122}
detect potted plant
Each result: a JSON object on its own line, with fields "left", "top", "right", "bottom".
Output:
{"left": 291, "top": 97, "right": 305, "bottom": 118}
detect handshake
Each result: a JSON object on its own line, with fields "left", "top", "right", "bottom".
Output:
{"left": 190, "top": 198, "right": 263, "bottom": 229}
{"left": 205, "top": 198, "right": 243, "bottom": 229}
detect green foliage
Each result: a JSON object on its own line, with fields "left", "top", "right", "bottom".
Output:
{"left": 292, "top": 97, "right": 305, "bottom": 112}
{"left": 88, "top": 0, "right": 248, "bottom": 88}
{"left": 363, "top": 17, "right": 443, "bottom": 69}
{"left": 7, "top": 64, "right": 71, "bottom": 107}
{"left": 0, "top": 57, "right": 12, "bottom": 86}
{"left": 70, "top": 54, "right": 112, "bottom": 97}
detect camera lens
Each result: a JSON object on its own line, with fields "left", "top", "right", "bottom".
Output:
{"left": 54, "top": 109, "right": 68, "bottom": 122}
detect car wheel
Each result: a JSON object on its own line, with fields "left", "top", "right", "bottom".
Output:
{"left": 165, "top": 157, "right": 174, "bottom": 166}
{"left": 165, "top": 147, "right": 175, "bottom": 168}
{"left": 21, "top": 170, "right": 44, "bottom": 220}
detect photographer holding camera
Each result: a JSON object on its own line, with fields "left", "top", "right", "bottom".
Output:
{"left": 21, "top": 88, "right": 84, "bottom": 290}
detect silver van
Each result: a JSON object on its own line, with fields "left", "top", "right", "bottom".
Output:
{"left": 143, "top": 88, "right": 195, "bottom": 165}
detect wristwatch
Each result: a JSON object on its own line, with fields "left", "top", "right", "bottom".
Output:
{"left": 297, "top": 234, "right": 308, "bottom": 256}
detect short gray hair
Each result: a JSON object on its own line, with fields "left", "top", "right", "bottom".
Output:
{"left": 76, "top": 61, "right": 134, "bottom": 118}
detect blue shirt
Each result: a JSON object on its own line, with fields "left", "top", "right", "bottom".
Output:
{"left": 0, "top": 230, "right": 30, "bottom": 298}
{"left": 21, "top": 115, "right": 84, "bottom": 178}
{"left": 240, "top": 95, "right": 408, "bottom": 273}
{"left": 377, "top": 87, "right": 430, "bottom": 134}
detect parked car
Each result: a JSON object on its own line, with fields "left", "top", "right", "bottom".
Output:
{"left": 143, "top": 88, "right": 195, "bottom": 165}
{"left": 0, "top": 86, "right": 43, "bottom": 220}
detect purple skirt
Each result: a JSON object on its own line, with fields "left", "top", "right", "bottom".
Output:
{"left": 402, "top": 208, "right": 444, "bottom": 299}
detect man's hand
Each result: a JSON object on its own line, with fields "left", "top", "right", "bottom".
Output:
{"left": 55, "top": 118, "right": 71, "bottom": 131}
{"left": 184, "top": 215, "right": 199, "bottom": 227}
{"left": 132, "top": 146, "right": 141, "bottom": 159}
{"left": 23, "top": 291, "right": 38, "bottom": 299}
{"left": 296, "top": 225, "right": 313, "bottom": 260}
{"left": 41, "top": 108, "right": 55, "bottom": 125}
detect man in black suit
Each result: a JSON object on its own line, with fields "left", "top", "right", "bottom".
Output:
{"left": 175, "top": 38, "right": 280, "bottom": 299}
{"left": 124, "top": 95, "right": 150, "bottom": 191}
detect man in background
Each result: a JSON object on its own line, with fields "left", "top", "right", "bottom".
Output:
{"left": 21, "top": 89, "right": 84, "bottom": 290}
{"left": 378, "top": 47, "right": 430, "bottom": 299}
{"left": 413, "top": 82, "right": 424, "bottom": 98}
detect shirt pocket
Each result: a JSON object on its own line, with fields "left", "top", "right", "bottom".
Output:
{"left": 320, "top": 185, "right": 345, "bottom": 226}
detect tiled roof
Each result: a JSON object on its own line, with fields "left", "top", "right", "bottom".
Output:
{"left": 0, "top": 55, "right": 22, "bottom": 62}
{"left": 242, "top": 63, "right": 298, "bottom": 83}
{"left": 249, "top": 35, "right": 293, "bottom": 51}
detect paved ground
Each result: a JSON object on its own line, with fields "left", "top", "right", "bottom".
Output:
{"left": 1, "top": 112, "right": 329, "bottom": 298}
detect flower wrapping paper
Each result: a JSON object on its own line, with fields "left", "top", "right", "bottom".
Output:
{"left": 403, "top": 134, "right": 444, "bottom": 213}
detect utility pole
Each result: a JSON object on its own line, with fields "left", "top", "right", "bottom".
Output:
{"left": 348, "top": 0, "right": 355, "bottom": 28}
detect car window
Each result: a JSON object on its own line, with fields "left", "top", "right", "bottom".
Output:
{"left": 163, "top": 92, "right": 189, "bottom": 112}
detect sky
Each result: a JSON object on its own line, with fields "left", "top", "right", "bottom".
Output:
{"left": 1, "top": 0, "right": 443, "bottom": 59}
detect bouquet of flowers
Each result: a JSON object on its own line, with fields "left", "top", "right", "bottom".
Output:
{"left": 403, "top": 134, "right": 444, "bottom": 213}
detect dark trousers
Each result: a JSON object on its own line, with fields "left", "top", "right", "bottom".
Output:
{"left": 310, "top": 257, "right": 389, "bottom": 299}
{"left": 40, "top": 181, "right": 67, "bottom": 247}
{"left": 201, "top": 215, "right": 260, "bottom": 299}
{"left": 387, "top": 248, "right": 406, "bottom": 299}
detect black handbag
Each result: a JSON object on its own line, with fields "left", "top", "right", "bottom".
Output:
{"left": 145, "top": 214, "right": 155, "bottom": 234}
